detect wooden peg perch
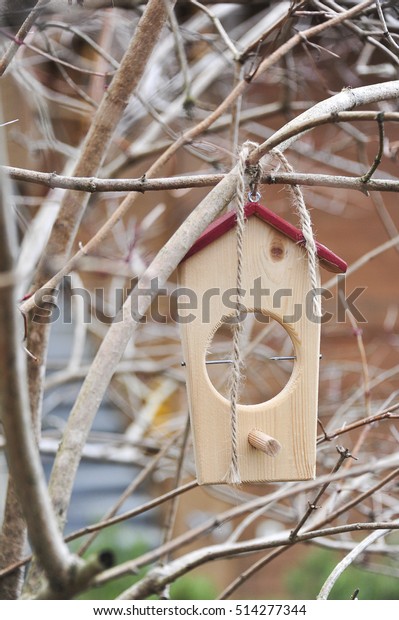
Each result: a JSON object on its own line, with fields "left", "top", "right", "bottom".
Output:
{"left": 248, "top": 429, "right": 282, "bottom": 457}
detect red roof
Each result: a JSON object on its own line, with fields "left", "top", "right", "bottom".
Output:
{"left": 181, "top": 202, "right": 347, "bottom": 274}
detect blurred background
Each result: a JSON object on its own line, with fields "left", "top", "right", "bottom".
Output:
{"left": 1, "top": 0, "right": 399, "bottom": 599}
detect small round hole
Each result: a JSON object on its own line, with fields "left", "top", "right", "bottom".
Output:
{"left": 206, "top": 311, "right": 295, "bottom": 405}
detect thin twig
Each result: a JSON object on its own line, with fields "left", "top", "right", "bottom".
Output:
{"left": 0, "top": 0, "right": 48, "bottom": 76}
{"left": 1, "top": 29, "right": 115, "bottom": 77}
{"left": 68, "top": 480, "right": 198, "bottom": 545}
{"left": 289, "top": 446, "right": 357, "bottom": 541}
{"left": 77, "top": 433, "right": 180, "bottom": 557}
{"left": 308, "top": 468, "right": 399, "bottom": 533}
{"left": 361, "top": 113, "right": 385, "bottom": 183}
{"left": 230, "top": 62, "right": 245, "bottom": 165}
{"left": 159, "top": 414, "right": 191, "bottom": 599}
{"left": 39, "top": 31, "right": 98, "bottom": 108}
{"left": 39, "top": 21, "right": 120, "bottom": 70}
{"left": 165, "top": 0, "right": 192, "bottom": 106}
{"left": 375, "top": 0, "right": 399, "bottom": 52}
{"left": 317, "top": 402, "right": 399, "bottom": 444}
{"left": 338, "top": 290, "right": 372, "bottom": 418}
{"left": 314, "top": 0, "right": 399, "bottom": 68}
{"left": 323, "top": 235, "right": 399, "bottom": 291}
{"left": 190, "top": 0, "right": 240, "bottom": 60}
{"left": 218, "top": 547, "right": 287, "bottom": 600}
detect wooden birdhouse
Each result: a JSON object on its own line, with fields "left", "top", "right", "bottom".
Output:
{"left": 177, "top": 201, "right": 347, "bottom": 485}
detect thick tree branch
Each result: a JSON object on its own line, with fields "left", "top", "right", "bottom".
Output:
{"left": 22, "top": 0, "right": 177, "bottom": 593}
{"left": 0, "top": 129, "right": 81, "bottom": 596}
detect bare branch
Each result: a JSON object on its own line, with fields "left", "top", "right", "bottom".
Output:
{"left": 0, "top": 0, "right": 48, "bottom": 75}
{"left": 375, "top": 0, "right": 399, "bottom": 52}
{"left": 317, "top": 402, "right": 399, "bottom": 444}
{"left": 249, "top": 84, "right": 399, "bottom": 162}
{"left": 0, "top": 479, "right": 26, "bottom": 599}
{"left": 116, "top": 520, "right": 399, "bottom": 599}
{"left": 94, "top": 454, "right": 399, "bottom": 586}
{"left": 190, "top": 0, "right": 240, "bottom": 60}
{"left": 0, "top": 118, "right": 81, "bottom": 595}
{"left": 4, "top": 167, "right": 399, "bottom": 201}
{"left": 317, "top": 527, "right": 397, "bottom": 600}
{"left": 289, "top": 446, "right": 356, "bottom": 541}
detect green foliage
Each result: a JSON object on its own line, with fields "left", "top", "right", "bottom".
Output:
{"left": 286, "top": 548, "right": 399, "bottom": 600}
{"left": 76, "top": 526, "right": 150, "bottom": 600}
{"left": 74, "top": 526, "right": 216, "bottom": 600}
{"left": 170, "top": 574, "right": 217, "bottom": 600}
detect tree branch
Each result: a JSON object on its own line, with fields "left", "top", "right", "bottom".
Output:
{"left": 0, "top": 0, "right": 48, "bottom": 76}
{"left": 317, "top": 527, "right": 397, "bottom": 600}
{"left": 23, "top": 0, "right": 177, "bottom": 593}
{"left": 116, "top": 521, "right": 399, "bottom": 599}
{"left": 248, "top": 83, "right": 399, "bottom": 163}
{"left": 317, "top": 403, "right": 399, "bottom": 444}
{"left": 94, "top": 454, "right": 399, "bottom": 586}
{"left": 0, "top": 480, "right": 198, "bottom": 583}
{"left": 0, "top": 123, "right": 81, "bottom": 596}
{"left": 6, "top": 171, "right": 399, "bottom": 201}
{"left": 0, "top": 479, "right": 26, "bottom": 599}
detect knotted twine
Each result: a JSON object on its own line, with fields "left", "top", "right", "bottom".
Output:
{"left": 225, "top": 143, "right": 320, "bottom": 485}
{"left": 226, "top": 141, "right": 260, "bottom": 485}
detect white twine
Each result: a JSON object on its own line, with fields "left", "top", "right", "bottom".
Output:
{"left": 226, "top": 141, "right": 260, "bottom": 485}
{"left": 272, "top": 149, "right": 321, "bottom": 318}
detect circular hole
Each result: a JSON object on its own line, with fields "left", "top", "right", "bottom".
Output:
{"left": 206, "top": 311, "right": 295, "bottom": 405}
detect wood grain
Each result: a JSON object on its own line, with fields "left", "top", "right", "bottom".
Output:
{"left": 178, "top": 215, "right": 321, "bottom": 484}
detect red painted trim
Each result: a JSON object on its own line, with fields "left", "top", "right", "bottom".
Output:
{"left": 181, "top": 202, "right": 347, "bottom": 274}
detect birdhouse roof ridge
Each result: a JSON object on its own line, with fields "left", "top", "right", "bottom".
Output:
{"left": 181, "top": 201, "right": 347, "bottom": 274}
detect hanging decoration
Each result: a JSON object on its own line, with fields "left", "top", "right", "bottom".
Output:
{"left": 178, "top": 143, "right": 347, "bottom": 485}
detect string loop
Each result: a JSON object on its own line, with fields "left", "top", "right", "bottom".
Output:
{"left": 272, "top": 149, "right": 321, "bottom": 317}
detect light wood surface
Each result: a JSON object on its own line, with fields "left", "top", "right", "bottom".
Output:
{"left": 248, "top": 429, "right": 282, "bottom": 457}
{"left": 178, "top": 215, "right": 320, "bottom": 484}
